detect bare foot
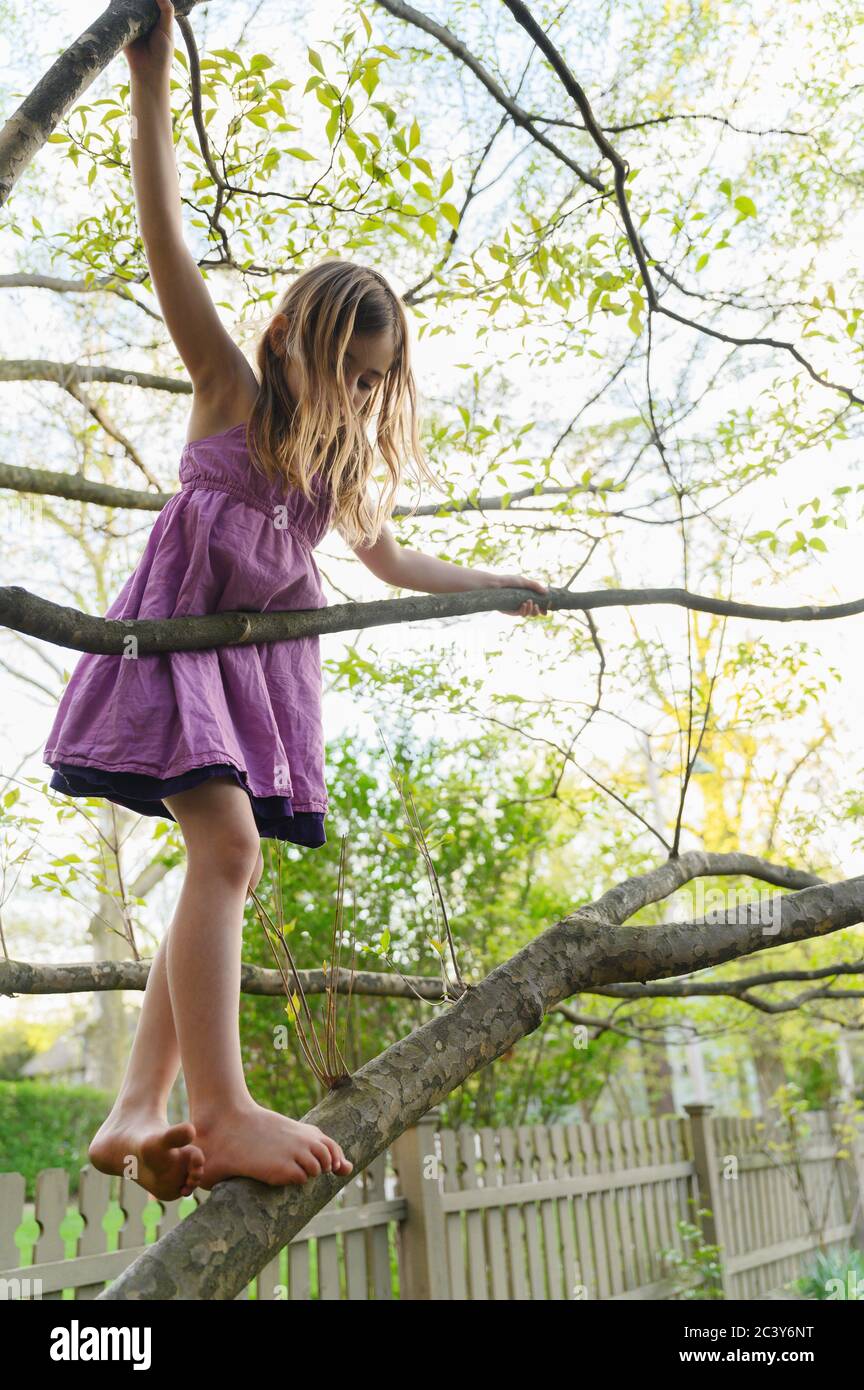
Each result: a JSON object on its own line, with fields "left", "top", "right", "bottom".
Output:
{"left": 193, "top": 1102, "right": 353, "bottom": 1190}
{"left": 89, "top": 1112, "right": 206, "bottom": 1201}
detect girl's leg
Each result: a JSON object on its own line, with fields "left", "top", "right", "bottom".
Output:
{"left": 88, "top": 821, "right": 265, "bottom": 1201}
{"left": 88, "top": 926, "right": 206, "bottom": 1199}
{"left": 162, "top": 776, "right": 352, "bottom": 1188}
{"left": 111, "top": 843, "right": 264, "bottom": 1112}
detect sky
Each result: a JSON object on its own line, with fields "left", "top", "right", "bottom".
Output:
{"left": 2, "top": 0, "right": 864, "bottom": 1049}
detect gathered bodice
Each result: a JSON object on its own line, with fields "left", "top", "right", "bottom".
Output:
{"left": 179, "top": 424, "right": 334, "bottom": 550}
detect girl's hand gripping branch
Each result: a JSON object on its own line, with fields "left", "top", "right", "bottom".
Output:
{"left": 123, "top": 0, "right": 175, "bottom": 88}
{"left": 490, "top": 572, "right": 549, "bottom": 618}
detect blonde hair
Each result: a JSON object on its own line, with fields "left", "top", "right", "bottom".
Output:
{"left": 242, "top": 257, "right": 441, "bottom": 548}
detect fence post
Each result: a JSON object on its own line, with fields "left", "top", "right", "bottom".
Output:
{"left": 837, "top": 1109, "right": 864, "bottom": 1250}
{"left": 684, "top": 1102, "right": 731, "bottom": 1297}
{"left": 390, "top": 1107, "right": 449, "bottom": 1300}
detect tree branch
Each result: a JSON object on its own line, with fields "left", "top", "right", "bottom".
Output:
{"left": 0, "top": 462, "right": 602, "bottom": 514}
{"left": 0, "top": 360, "right": 190, "bottom": 393}
{"left": 2, "top": 584, "right": 863, "bottom": 656}
{"left": 372, "top": 0, "right": 603, "bottom": 192}
{"left": 0, "top": 272, "right": 161, "bottom": 320}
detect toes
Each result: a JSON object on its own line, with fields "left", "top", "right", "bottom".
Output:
{"left": 322, "top": 1137, "right": 351, "bottom": 1173}
{"left": 329, "top": 1141, "right": 351, "bottom": 1173}
{"left": 310, "top": 1140, "right": 333, "bottom": 1172}
{"left": 163, "top": 1122, "right": 196, "bottom": 1148}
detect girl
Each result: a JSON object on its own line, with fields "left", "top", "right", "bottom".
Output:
{"left": 43, "top": 0, "right": 549, "bottom": 1201}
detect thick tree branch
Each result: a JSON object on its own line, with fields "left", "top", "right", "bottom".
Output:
{"left": 1, "top": 584, "right": 863, "bottom": 656}
{"left": 0, "top": 462, "right": 169, "bottom": 509}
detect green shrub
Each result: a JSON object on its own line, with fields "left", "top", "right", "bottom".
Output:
{"left": 658, "top": 1204, "right": 726, "bottom": 1299}
{"left": 0, "top": 1080, "right": 113, "bottom": 1199}
{"left": 791, "top": 1248, "right": 864, "bottom": 1300}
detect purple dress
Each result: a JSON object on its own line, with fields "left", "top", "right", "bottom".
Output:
{"left": 43, "top": 423, "right": 334, "bottom": 848}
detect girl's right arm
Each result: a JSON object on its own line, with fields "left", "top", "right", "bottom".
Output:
{"left": 125, "top": 0, "right": 252, "bottom": 407}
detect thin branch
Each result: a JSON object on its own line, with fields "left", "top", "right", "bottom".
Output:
{"left": 62, "top": 382, "right": 160, "bottom": 488}
{"left": 0, "top": 272, "right": 161, "bottom": 321}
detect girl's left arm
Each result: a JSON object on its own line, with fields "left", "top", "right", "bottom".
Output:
{"left": 352, "top": 525, "right": 548, "bottom": 618}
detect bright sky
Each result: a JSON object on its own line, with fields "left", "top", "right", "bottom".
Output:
{"left": 2, "top": 0, "right": 864, "bottom": 1036}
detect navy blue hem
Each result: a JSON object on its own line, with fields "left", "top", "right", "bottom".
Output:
{"left": 48, "top": 762, "right": 326, "bottom": 848}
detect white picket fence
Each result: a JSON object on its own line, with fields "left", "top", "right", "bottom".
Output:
{"left": 2, "top": 1105, "right": 862, "bottom": 1299}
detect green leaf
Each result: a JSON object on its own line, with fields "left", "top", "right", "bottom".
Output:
{"left": 308, "top": 47, "right": 325, "bottom": 74}
{"left": 734, "top": 194, "right": 756, "bottom": 218}
{"left": 361, "top": 65, "right": 380, "bottom": 96}
{"left": 212, "top": 48, "right": 244, "bottom": 66}
{"left": 284, "top": 147, "right": 316, "bottom": 160}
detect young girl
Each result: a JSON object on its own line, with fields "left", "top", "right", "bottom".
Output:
{"left": 42, "top": 0, "right": 548, "bottom": 1201}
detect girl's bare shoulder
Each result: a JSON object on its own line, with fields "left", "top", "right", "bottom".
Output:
{"left": 184, "top": 367, "right": 259, "bottom": 446}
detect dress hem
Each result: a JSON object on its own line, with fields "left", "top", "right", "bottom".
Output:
{"left": 44, "top": 751, "right": 327, "bottom": 814}
{"left": 47, "top": 760, "right": 328, "bottom": 847}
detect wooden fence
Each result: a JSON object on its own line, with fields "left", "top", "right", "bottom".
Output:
{"left": 2, "top": 1104, "right": 862, "bottom": 1300}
